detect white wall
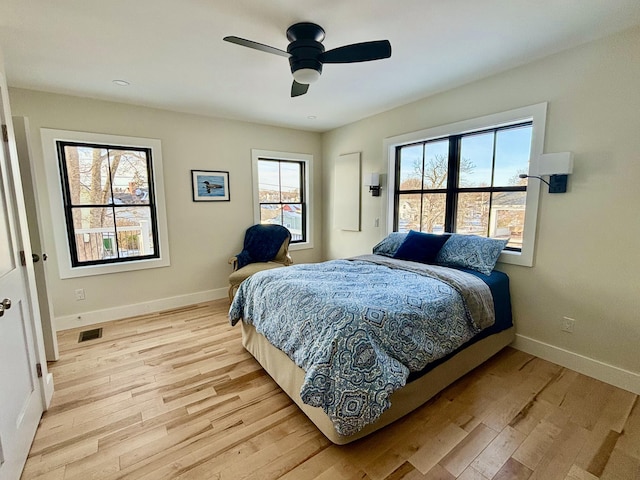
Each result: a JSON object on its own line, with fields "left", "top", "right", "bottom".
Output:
{"left": 322, "top": 27, "right": 640, "bottom": 390}
{"left": 8, "top": 89, "right": 323, "bottom": 328}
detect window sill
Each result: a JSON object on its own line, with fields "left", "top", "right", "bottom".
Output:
{"left": 498, "top": 249, "right": 533, "bottom": 268}
{"left": 58, "top": 256, "right": 171, "bottom": 279}
{"left": 289, "top": 241, "right": 314, "bottom": 252}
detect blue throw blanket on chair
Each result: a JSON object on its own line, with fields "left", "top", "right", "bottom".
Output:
{"left": 235, "top": 224, "right": 290, "bottom": 269}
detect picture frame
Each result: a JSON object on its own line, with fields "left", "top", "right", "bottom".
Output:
{"left": 191, "top": 170, "right": 230, "bottom": 202}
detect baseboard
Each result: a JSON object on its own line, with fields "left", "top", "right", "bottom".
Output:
{"left": 55, "top": 287, "right": 228, "bottom": 331}
{"left": 512, "top": 334, "right": 640, "bottom": 395}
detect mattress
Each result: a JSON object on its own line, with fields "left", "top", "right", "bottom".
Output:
{"left": 231, "top": 258, "right": 515, "bottom": 444}
{"left": 241, "top": 321, "right": 515, "bottom": 444}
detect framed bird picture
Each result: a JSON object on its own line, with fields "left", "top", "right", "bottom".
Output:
{"left": 191, "top": 170, "right": 230, "bottom": 202}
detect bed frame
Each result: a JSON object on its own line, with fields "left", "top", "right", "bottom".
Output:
{"left": 241, "top": 321, "right": 516, "bottom": 445}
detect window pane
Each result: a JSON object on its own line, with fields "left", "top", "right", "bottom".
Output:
{"left": 280, "top": 162, "right": 301, "bottom": 203}
{"left": 423, "top": 140, "right": 449, "bottom": 189}
{"left": 260, "top": 204, "right": 282, "bottom": 225}
{"left": 490, "top": 191, "right": 526, "bottom": 249}
{"left": 397, "top": 193, "right": 421, "bottom": 232}
{"left": 113, "top": 206, "right": 155, "bottom": 257}
{"left": 494, "top": 125, "right": 532, "bottom": 187}
{"left": 459, "top": 132, "right": 494, "bottom": 187}
{"left": 398, "top": 145, "right": 423, "bottom": 190}
{"left": 282, "top": 204, "right": 303, "bottom": 241}
{"left": 258, "top": 160, "right": 280, "bottom": 202}
{"left": 456, "top": 192, "right": 490, "bottom": 236}
{"left": 110, "top": 149, "right": 151, "bottom": 205}
{"left": 65, "top": 145, "right": 110, "bottom": 206}
{"left": 420, "top": 193, "right": 446, "bottom": 233}
{"left": 71, "top": 207, "right": 116, "bottom": 263}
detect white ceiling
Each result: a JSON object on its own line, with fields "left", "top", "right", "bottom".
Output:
{"left": 1, "top": 0, "right": 640, "bottom": 132}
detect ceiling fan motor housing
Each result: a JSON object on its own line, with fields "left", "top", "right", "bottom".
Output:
{"left": 287, "top": 40, "right": 324, "bottom": 77}
{"left": 286, "top": 23, "right": 326, "bottom": 79}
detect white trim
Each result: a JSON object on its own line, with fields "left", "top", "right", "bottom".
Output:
{"left": 40, "top": 129, "right": 171, "bottom": 278}
{"left": 54, "top": 287, "right": 228, "bottom": 331}
{"left": 250, "top": 149, "right": 314, "bottom": 251}
{"left": 512, "top": 334, "right": 640, "bottom": 395}
{"left": 383, "top": 103, "right": 548, "bottom": 267}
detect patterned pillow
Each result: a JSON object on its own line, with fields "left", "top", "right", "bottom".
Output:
{"left": 372, "top": 232, "right": 408, "bottom": 257}
{"left": 436, "top": 234, "right": 508, "bottom": 275}
{"left": 393, "top": 230, "right": 451, "bottom": 264}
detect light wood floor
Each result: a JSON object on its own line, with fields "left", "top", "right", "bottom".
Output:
{"left": 22, "top": 299, "right": 639, "bottom": 480}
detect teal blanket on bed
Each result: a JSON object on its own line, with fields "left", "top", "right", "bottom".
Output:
{"left": 229, "top": 255, "right": 495, "bottom": 436}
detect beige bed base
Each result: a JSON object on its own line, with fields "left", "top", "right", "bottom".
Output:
{"left": 241, "top": 322, "right": 516, "bottom": 445}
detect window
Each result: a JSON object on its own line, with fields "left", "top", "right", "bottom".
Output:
{"left": 41, "top": 130, "right": 170, "bottom": 278}
{"left": 251, "top": 150, "right": 312, "bottom": 249}
{"left": 57, "top": 142, "right": 159, "bottom": 266}
{"left": 395, "top": 122, "right": 532, "bottom": 251}
{"left": 385, "top": 103, "right": 547, "bottom": 267}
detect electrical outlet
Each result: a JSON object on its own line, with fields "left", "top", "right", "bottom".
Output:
{"left": 75, "top": 288, "right": 85, "bottom": 301}
{"left": 561, "top": 317, "right": 575, "bottom": 333}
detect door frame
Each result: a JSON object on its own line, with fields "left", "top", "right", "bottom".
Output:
{"left": 13, "top": 116, "right": 59, "bottom": 362}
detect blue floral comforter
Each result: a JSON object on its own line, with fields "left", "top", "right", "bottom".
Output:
{"left": 229, "top": 254, "right": 495, "bottom": 436}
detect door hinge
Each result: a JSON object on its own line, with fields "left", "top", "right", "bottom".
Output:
{"left": 20, "top": 250, "right": 27, "bottom": 266}
{"left": 36, "top": 363, "right": 43, "bottom": 378}
{"left": 1, "top": 124, "right": 7, "bottom": 142}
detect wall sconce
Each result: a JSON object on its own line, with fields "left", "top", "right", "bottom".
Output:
{"left": 520, "top": 152, "right": 574, "bottom": 193}
{"left": 364, "top": 173, "right": 381, "bottom": 196}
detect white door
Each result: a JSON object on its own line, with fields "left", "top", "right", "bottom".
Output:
{"left": 0, "top": 90, "right": 44, "bottom": 479}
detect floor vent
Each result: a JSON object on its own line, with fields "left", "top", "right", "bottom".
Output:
{"left": 78, "top": 328, "right": 103, "bottom": 343}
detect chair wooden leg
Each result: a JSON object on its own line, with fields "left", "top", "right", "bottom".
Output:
{"left": 228, "top": 284, "right": 236, "bottom": 302}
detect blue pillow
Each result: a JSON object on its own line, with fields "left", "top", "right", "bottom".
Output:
{"left": 436, "top": 234, "right": 508, "bottom": 275}
{"left": 393, "top": 230, "right": 451, "bottom": 264}
{"left": 372, "top": 232, "right": 408, "bottom": 257}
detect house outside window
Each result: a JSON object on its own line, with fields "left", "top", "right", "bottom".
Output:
{"left": 41, "top": 130, "right": 170, "bottom": 278}
{"left": 384, "top": 103, "right": 547, "bottom": 267}
{"left": 251, "top": 150, "right": 313, "bottom": 249}
{"left": 394, "top": 122, "right": 532, "bottom": 251}
{"left": 57, "top": 142, "right": 159, "bottom": 266}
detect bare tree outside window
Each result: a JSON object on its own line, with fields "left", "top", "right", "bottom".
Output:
{"left": 394, "top": 123, "right": 532, "bottom": 250}
{"left": 58, "top": 142, "right": 158, "bottom": 266}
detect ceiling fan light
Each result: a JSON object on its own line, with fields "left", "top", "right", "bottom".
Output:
{"left": 292, "top": 68, "right": 320, "bottom": 84}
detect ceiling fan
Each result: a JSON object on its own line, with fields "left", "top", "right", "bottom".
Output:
{"left": 223, "top": 22, "right": 392, "bottom": 97}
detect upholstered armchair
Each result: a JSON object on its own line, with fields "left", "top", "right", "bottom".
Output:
{"left": 228, "top": 224, "right": 293, "bottom": 301}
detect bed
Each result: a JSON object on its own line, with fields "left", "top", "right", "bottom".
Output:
{"left": 229, "top": 233, "right": 515, "bottom": 445}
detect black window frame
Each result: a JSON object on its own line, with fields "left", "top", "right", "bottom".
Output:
{"left": 393, "top": 121, "right": 532, "bottom": 252}
{"left": 256, "top": 158, "right": 307, "bottom": 243}
{"left": 56, "top": 140, "right": 160, "bottom": 267}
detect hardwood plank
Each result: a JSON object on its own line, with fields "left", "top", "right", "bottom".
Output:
{"left": 469, "top": 425, "right": 526, "bottom": 478}
{"left": 423, "top": 464, "right": 455, "bottom": 480}
{"left": 564, "top": 464, "right": 599, "bottom": 480}
{"left": 439, "top": 424, "right": 498, "bottom": 477}
{"left": 512, "top": 419, "right": 563, "bottom": 470}
{"left": 612, "top": 395, "right": 640, "bottom": 459}
{"left": 492, "top": 457, "right": 532, "bottom": 480}
{"left": 408, "top": 422, "right": 468, "bottom": 473}
{"left": 20, "top": 300, "right": 640, "bottom": 480}
{"left": 528, "top": 421, "right": 589, "bottom": 480}
{"left": 456, "top": 466, "right": 490, "bottom": 480}
{"left": 278, "top": 444, "right": 356, "bottom": 480}
{"left": 599, "top": 449, "right": 640, "bottom": 480}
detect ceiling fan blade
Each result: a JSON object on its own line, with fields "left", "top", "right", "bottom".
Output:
{"left": 320, "top": 40, "right": 391, "bottom": 64}
{"left": 223, "top": 36, "right": 290, "bottom": 58}
{"left": 291, "top": 81, "right": 309, "bottom": 97}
